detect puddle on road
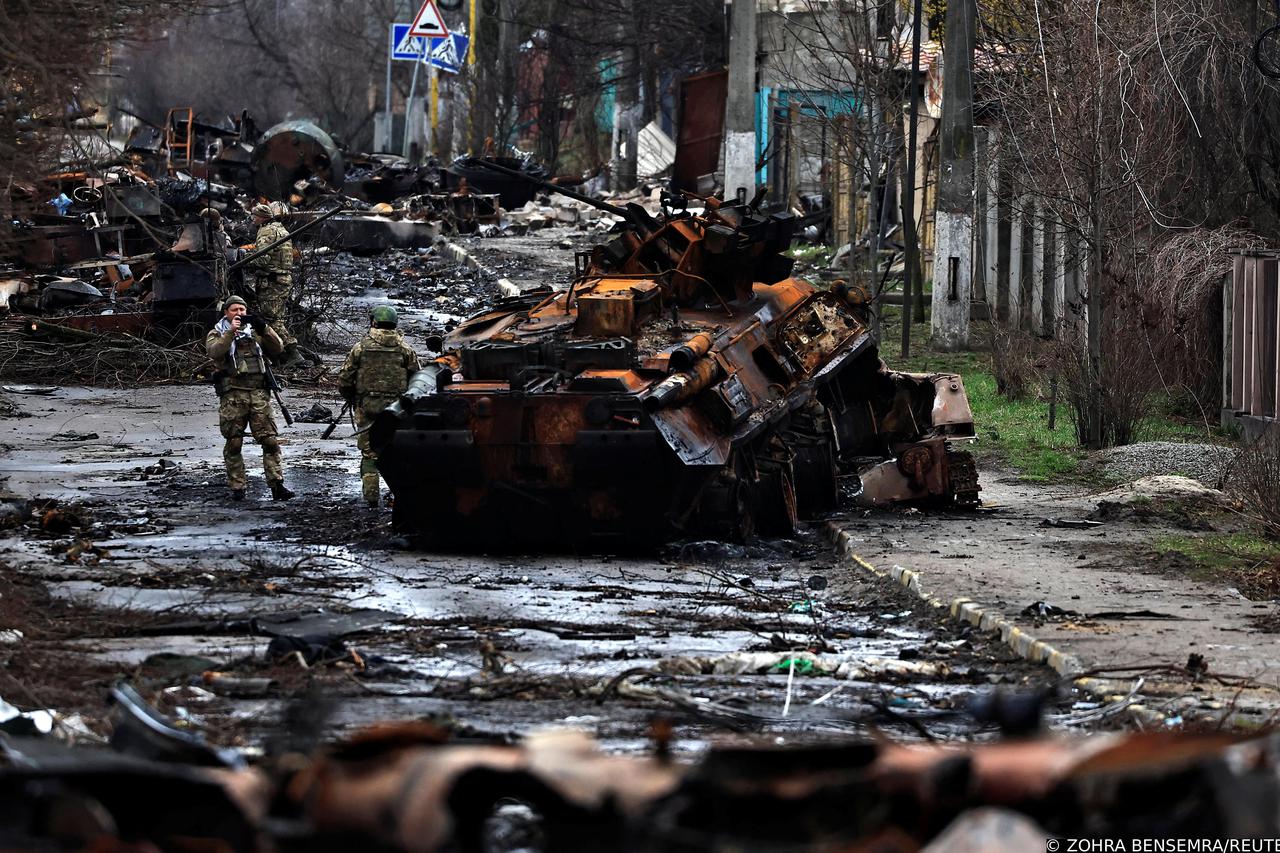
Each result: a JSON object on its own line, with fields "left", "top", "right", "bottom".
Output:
{"left": 0, "top": 378, "right": 1085, "bottom": 754}
{"left": 11, "top": 514, "right": 1060, "bottom": 750}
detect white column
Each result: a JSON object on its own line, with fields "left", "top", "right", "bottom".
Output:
{"left": 1053, "top": 219, "right": 1066, "bottom": 337}
{"left": 984, "top": 131, "right": 1000, "bottom": 311}
{"left": 724, "top": 0, "right": 758, "bottom": 200}
{"left": 1031, "top": 202, "right": 1045, "bottom": 335}
{"left": 1006, "top": 196, "right": 1023, "bottom": 328}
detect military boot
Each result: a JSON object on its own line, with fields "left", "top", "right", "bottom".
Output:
{"left": 269, "top": 481, "right": 296, "bottom": 501}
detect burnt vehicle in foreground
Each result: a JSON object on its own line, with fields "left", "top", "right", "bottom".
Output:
{"left": 372, "top": 163, "right": 979, "bottom": 547}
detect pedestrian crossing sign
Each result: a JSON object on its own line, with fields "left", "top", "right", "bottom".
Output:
{"left": 391, "top": 25, "right": 468, "bottom": 74}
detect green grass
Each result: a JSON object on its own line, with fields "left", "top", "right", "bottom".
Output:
{"left": 874, "top": 304, "right": 1228, "bottom": 482}
{"left": 1154, "top": 533, "right": 1280, "bottom": 599}
{"left": 1156, "top": 533, "right": 1280, "bottom": 571}
{"left": 963, "top": 371, "right": 1087, "bottom": 480}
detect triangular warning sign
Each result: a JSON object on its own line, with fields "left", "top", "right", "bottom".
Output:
{"left": 407, "top": 0, "right": 450, "bottom": 38}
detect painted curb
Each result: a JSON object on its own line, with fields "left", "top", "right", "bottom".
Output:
{"left": 826, "top": 522, "right": 1169, "bottom": 727}
{"left": 434, "top": 237, "right": 519, "bottom": 297}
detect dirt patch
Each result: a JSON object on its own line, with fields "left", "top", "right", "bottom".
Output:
{"left": 1091, "top": 475, "right": 1235, "bottom": 531}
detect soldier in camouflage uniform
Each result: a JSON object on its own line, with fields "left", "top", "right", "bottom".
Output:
{"left": 205, "top": 296, "right": 296, "bottom": 501}
{"left": 247, "top": 203, "right": 304, "bottom": 368}
{"left": 338, "top": 305, "right": 420, "bottom": 507}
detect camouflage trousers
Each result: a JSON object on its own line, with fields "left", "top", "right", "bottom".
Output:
{"left": 218, "top": 388, "right": 283, "bottom": 490}
{"left": 256, "top": 274, "right": 296, "bottom": 348}
{"left": 354, "top": 395, "right": 395, "bottom": 505}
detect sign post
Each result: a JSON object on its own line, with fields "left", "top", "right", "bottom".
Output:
{"left": 393, "top": 3, "right": 460, "bottom": 159}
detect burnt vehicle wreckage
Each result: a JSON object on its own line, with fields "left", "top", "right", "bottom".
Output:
{"left": 373, "top": 160, "right": 980, "bottom": 547}
{"left": 1, "top": 109, "right": 508, "bottom": 354}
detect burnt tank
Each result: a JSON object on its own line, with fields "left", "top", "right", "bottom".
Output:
{"left": 372, "top": 162, "right": 979, "bottom": 547}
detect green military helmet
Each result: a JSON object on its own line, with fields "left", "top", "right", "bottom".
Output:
{"left": 370, "top": 305, "right": 398, "bottom": 328}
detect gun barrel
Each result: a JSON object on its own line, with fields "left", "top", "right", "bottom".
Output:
{"left": 228, "top": 205, "right": 349, "bottom": 272}
{"left": 468, "top": 158, "right": 630, "bottom": 219}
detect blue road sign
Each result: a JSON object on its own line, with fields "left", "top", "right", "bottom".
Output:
{"left": 391, "top": 24, "right": 468, "bottom": 74}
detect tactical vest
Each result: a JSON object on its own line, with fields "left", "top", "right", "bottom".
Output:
{"left": 255, "top": 223, "right": 293, "bottom": 273}
{"left": 356, "top": 332, "right": 409, "bottom": 398}
{"left": 225, "top": 336, "right": 268, "bottom": 391}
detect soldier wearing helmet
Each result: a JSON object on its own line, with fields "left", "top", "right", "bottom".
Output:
{"left": 200, "top": 207, "right": 238, "bottom": 265}
{"left": 206, "top": 295, "right": 296, "bottom": 502}
{"left": 337, "top": 305, "right": 420, "bottom": 507}
{"left": 247, "top": 202, "right": 303, "bottom": 368}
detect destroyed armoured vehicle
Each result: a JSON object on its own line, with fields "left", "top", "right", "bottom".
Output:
{"left": 372, "top": 164, "right": 979, "bottom": 547}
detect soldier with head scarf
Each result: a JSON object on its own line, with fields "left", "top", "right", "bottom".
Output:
{"left": 205, "top": 295, "right": 296, "bottom": 502}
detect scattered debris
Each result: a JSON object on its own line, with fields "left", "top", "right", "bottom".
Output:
{"left": 1041, "top": 517, "right": 1104, "bottom": 529}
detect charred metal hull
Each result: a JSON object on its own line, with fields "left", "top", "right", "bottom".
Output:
{"left": 373, "top": 284, "right": 978, "bottom": 548}
{"left": 374, "top": 173, "right": 978, "bottom": 547}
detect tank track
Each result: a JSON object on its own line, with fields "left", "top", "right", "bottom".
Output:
{"left": 947, "top": 448, "right": 982, "bottom": 506}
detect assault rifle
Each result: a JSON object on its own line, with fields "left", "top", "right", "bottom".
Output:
{"left": 262, "top": 359, "right": 293, "bottom": 427}
{"left": 321, "top": 401, "right": 352, "bottom": 439}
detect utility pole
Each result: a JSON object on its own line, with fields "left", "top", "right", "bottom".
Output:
{"left": 380, "top": 23, "right": 393, "bottom": 153}
{"left": 403, "top": 52, "right": 423, "bottom": 159}
{"left": 724, "top": 0, "right": 757, "bottom": 200}
{"left": 930, "top": 0, "right": 976, "bottom": 351}
{"left": 900, "top": 0, "right": 923, "bottom": 358}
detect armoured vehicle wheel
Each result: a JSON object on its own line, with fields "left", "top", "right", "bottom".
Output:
{"left": 947, "top": 449, "right": 982, "bottom": 506}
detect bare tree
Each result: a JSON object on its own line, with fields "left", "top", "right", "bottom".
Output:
{"left": 764, "top": 1, "right": 920, "bottom": 342}
{"left": 979, "top": 0, "right": 1280, "bottom": 445}
{"left": 479, "top": 0, "right": 725, "bottom": 179}
{"left": 1, "top": 0, "right": 202, "bottom": 238}
{"left": 117, "top": 0, "right": 398, "bottom": 151}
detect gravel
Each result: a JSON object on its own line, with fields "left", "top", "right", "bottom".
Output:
{"left": 1093, "top": 441, "right": 1238, "bottom": 487}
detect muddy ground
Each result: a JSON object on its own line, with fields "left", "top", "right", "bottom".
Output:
{"left": 0, "top": 229, "right": 1175, "bottom": 757}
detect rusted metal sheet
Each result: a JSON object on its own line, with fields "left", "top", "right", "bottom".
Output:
{"left": 11, "top": 224, "right": 99, "bottom": 268}
{"left": 7, "top": 725, "right": 1274, "bottom": 851}
{"left": 674, "top": 70, "right": 728, "bottom": 193}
